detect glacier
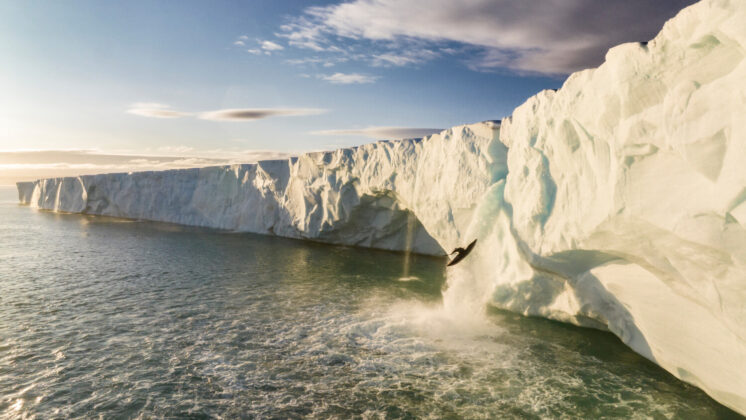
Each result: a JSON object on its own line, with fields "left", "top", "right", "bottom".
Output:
{"left": 15, "top": 0, "right": 746, "bottom": 414}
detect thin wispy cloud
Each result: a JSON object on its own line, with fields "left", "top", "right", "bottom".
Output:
{"left": 199, "top": 108, "right": 325, "bottom": 121}
{"left": 126, "top": 103, "right": 192, "bottom": 119}
{"left": 320, "top": 72, "right": 378, "bottom": 84}
{"left": 241, "top": 39, "right": 286, "bottom": 55}
{"left": 286, "top": 57, "right": 325, "bottom": 66}
{"left": 371, "top": 50, "right": 436, "bottom": 67}
{"left": 285, "top": 56, "right": 347, "bottom": 68}
{"left": 127, "top": 103, "right": 325, "bottom": 122}
{"left": 279, "top": 0, "right": 696, "bottom": 75}
{"left": 280, "top": 17, "right": 327, "bottom": 52}
{"left": 312, "top": 126, "right": 443, "bottom": 139}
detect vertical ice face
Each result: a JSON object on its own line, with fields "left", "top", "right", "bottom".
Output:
{"left": 15, "top": 0, "right": 746, "bottom": 414}
{"left": 18, "top": 121, "right": 504, "bottom": 256}
{"left": 16, "top": 182, "right": 35, "bottom": 205}
{"left": 449, "top": 0, "right": 746, "bottom": 413}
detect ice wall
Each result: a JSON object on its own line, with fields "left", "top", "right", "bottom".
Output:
{"left": 447, "top": 0, "right": 746, "bottom": 413}
{"left": 19, "top": 121, "right": 503, "bottom": 256}
{"left": 16, "top": 0, "right": 746, "bottom": 414}
{"left": 16, "top": 182, "right": 35, "bottom": 205}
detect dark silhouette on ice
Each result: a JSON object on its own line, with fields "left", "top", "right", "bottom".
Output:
{"left": 447, "top": 239, "right": 477, "bottom": 266}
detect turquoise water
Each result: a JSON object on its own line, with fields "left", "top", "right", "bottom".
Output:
{"left": 0, "top": 186, "right": 741, "bottom": 419}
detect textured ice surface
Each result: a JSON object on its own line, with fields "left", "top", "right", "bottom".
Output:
{"left": 18, "top": 121, "right": 503, "bottom": 256}
{"left": 16, "top": 0, "right": 746, "bottom": 414}
{"left": 493, "top": 0, "right": 746, "bottom": 413}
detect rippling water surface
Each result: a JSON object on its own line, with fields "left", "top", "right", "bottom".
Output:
{"left": 0, "top": 186, "right": 741, "bottom": 419}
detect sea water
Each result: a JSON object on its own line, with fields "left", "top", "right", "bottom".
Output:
{"left": 0, "top": 186, "right": 740, "bottom": 419}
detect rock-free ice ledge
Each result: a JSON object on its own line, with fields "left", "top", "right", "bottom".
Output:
{"left": 17, "top": 0, "right": 746, "bottom": 414}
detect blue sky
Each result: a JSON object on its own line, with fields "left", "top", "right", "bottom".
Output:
{"left": 0, "top": 0, "right": 694, "bottom": 183}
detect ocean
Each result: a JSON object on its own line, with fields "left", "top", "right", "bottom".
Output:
{"left": 0, "top": 186, "right": 740, "bottom": 419}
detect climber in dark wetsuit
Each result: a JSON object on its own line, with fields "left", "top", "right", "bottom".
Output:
{"left": 447, "top": 239, "right": 477, "bottom": 266}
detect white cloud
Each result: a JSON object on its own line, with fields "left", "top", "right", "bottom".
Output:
{"left": 279, "top": 20, "right": 327, "bottom": 51}
{"left": 312, "top": 126, "right": 443, "bottom": 139}
{"left": 247, "top": 48, "right": 261, "bottom": 55}
{"left": 286, "top": 57, "right": 323, "bottom": 65}
{"left": 126, "top": 103, "right": 192, "bottom": 119}
{"left": 261, "top": 40, "right": 284, "bottom": 51}
{"left": 233, "top": 35, "right": 250, "bottom": 47}
{"left": 281, "top": 0, "right": 696, "bottom": 74}
{"left": 320, "top": 72, "right": 378, "bottom": 84}
{"left": 127, "top": 104, "right": 325, "bottom": 122}
{"left": 285, "top": 56, "right": 348, "bottom": 68}
{"left": 198, "top": 108, "right": 326, "bottom": 121}
{"left": 371, "top": 50, "right": 437, "bottom": 67}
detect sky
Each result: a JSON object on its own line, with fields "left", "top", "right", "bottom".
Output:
{"left": 0, "top": 0, "right": 696, "bottom": 184}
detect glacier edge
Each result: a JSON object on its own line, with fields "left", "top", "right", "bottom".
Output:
{"left": 16, "top": 0, "right": 746, "bottom": 414}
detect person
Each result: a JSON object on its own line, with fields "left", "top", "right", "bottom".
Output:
{"left": 447, "top": 239, "right": 477, "bottom": 266}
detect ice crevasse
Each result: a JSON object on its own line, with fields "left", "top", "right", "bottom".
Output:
{"left": 16, "top": 0, "right": 746, "bottom": 414}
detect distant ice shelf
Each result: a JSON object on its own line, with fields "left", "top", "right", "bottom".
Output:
{"left": 16, "top": 0, "right": 746, "bottom": 414}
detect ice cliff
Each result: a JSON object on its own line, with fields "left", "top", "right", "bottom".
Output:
{"left": 16, "top": 0, "right": 746, "bottom": 414}
{"left": 16, "top": 121, "right": 501, "bottom": 256}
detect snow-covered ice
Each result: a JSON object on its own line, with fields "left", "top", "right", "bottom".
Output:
{"left": 16, "top": 0, "right": 746, "bottom": 414}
